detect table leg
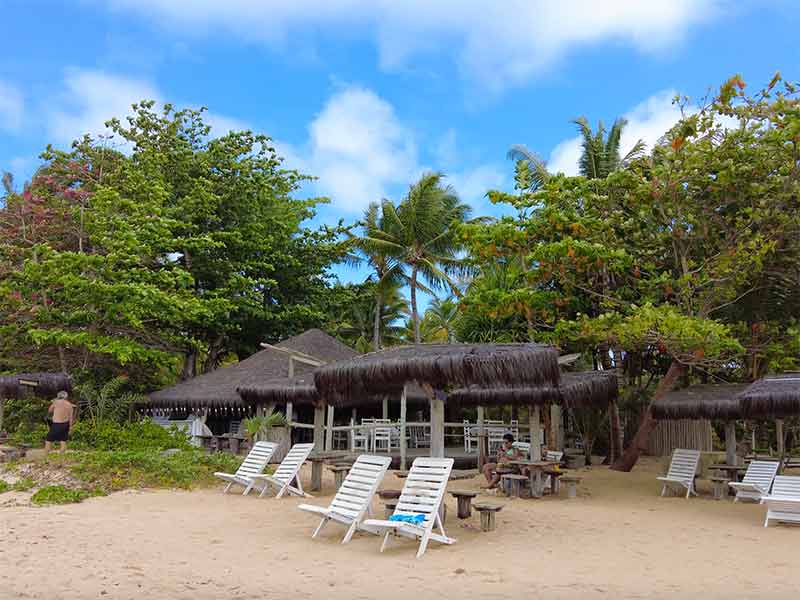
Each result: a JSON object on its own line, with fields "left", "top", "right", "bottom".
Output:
{"left": 530, "top": 469, "right": 543, "bottom": 498}
{"left": 311, "top": 461, "right": 323, "bottom": 492}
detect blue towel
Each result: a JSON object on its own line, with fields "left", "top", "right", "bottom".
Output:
{"left": 389, "top": 514, "right": 426, "bottom": 525}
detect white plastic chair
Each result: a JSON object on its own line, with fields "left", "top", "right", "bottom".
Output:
{"left": 214, "top": 441, "right": 277, "bottom": 494}
{"left": 762, "top": 475, "right": 800, "bottom": 527}
{"left": 298, "top": 454, "right": 392, "bottom": 543}
{"left": 362, "top": 457, "right": 455, "bottom": 559}
{"left": 373, "top": 419, "right": 393, "bottom": 453}
{"left": 728, "top": 460, "right": 780, "bottom": 502}
{"left": 246, "top": 443, "right": 314, "bottom": 498}
{"left": 657, "top": 448, "right": 701, "bottom": 498}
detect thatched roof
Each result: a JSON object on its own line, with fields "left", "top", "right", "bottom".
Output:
{"left": 651, "top": 383, "right": 748, "bottom": 421}
{"left": 148, "top": 329, "right": 358, "bottom": 408}
{"left": 739, "top": 374, "right": 800, "bottom": 419}
{"left": 448, "top": 371, "right": 617, "bottom": 408}
{"left": 0, "top": 372, "right": 72, "bottom": 399}
{"left": 314, "top": 343, "right": 560, "bottom": 405}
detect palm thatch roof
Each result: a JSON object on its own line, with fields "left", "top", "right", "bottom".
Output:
{"left": 0, "top": 372, "right": 72, "bottom": 399}
{"left": 651, "top": 383, "right": 748, "bottom": 421}
{"left": 738, "top": 374, "right": 800, "bottom": 419}
{"left": 448, "top": 371, "right": 617, "bottom": 408}
{"left": 148, "top": 329, "right": 358, "bottom": 408}
{"left": 314, "top": 343, "right": 560, "bottom": 405}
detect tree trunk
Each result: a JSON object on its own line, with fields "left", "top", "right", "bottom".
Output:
{"left": 373, "top": 289, "right": 383, "bottom": 352}
{"left": 410, "top": 266, "right": 421, "bottom": 343}
{"left": 202, "top": 336, "right": 225, "bottom": 374}
{"left": 611, "top": 361, "right": 686, "bottom": 472}
{"left": 181, "top": 350, "right": 197, "bottom": 380}
{"left": 608, "top": 400, "right": 623, "bottom": 462}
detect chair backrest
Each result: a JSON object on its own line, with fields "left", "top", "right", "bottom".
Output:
{"left": 741, "top": 460, "right": 780, "bottom": 491}
{"left": 329, "top": 454, "right": 391, "bottom": 519}
{"left": 235, "top": 441, "right": 277, "bottom": 479}
{"left": 666, "top": 448, "right": 701, "bottom": 482}
{"left": 513, "top": 441, "right": 531, "bottom": 457}
{"left": 392, "top": 457, "right": 454, "bottom": 529}
{"left": 770, "top": 475, "right": 800, "bottom": 499}
{"left": 545, "top": 450, "right": 564, "bottom": 463}
{"left": 272, "top": 443, "right": 315, "bottom": 484}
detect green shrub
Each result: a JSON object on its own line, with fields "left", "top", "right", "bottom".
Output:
{"left": 13, "top": 478, "right": 35, "bottom": 492}
{"left": 9, "top": 423, "right": 48, "bottom": 447}
{"left": 0, "top": 480, "right": 9, "bottom": 494}
{"left": 31, "top": 485, "right": 105, "bottom": 505}
{"left": 70, "top": 419, "right": 192, "bottom": 451}
{"left": 68, "top": 449, "right": 241, "bottom": 491}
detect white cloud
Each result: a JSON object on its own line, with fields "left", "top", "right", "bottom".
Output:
{"left": 47, "top": 70, "right": 161, "bottom": 145}
{"left": 548, "top": 89, "right": 685, "bottom": 176}
{"left": 100, "top": 0, "right": 724, "bottom": 92}
{"left": 304, "top": 86, "right": 418, "bottom": 212}
{"left": 448, "top": 165, "right": 506, "bottom": 210}
{"left": 0, "top": 80, "right": 24, "bottom": 131}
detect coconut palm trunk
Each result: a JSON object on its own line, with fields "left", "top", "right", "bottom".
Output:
{"left": 410, "top": 266, "right": 421, "bottom": 343}
{"left": 372, "top": 289, "right": 382, "bottom": 351}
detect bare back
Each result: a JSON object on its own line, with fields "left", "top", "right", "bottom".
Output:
{"left": 50, "top": 399, "right": 75, "bottom": 424}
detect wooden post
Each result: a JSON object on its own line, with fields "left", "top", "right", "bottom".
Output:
{"left": 777, "top": 419, "right": 785, "bottom": 457}
{"left": 429, "top": 392, "right": 445, "bottom": 459}
{"left": 285, "top": 402, "right": 293, "bottom": 424}
{"left": 400, "top": 385, "right": 408, "bottom": 471}
{"left": 543, "top": 403, "right": 552, "bottom": 449}
{"left": 477, "top": 406, "right": 486, "bottom": 467}
{"left": 313, "top": 404, "right": 325, "bottom": 452}
{"left": 725, "top": 421, "right": 737, "bottom": 466}
{"left": 382, "top": 396, "right": 389, "bottom": 419}
{"left": 0, "top": 399, "right": 4, "bottom": 433}
{"left": 551, "top": 404, "right": 563, "bottom": 450}
{"left": 325, "top": 404, "right": 335, "bottom": 451}
{"left": 530, "top": 405, "right": 542, "bottom": 461}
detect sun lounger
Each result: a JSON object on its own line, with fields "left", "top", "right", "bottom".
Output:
{"left": 761, "top": 475, "right": 800, "bottom": 527}
{"left": 657, "top": 448, "right": 700, "bottom": 498}
{"left": 298, "top": 454, "right": 392, "bottom": 543}
{"left": 728, "top": 460, "right": 780, "bottom": 502}
{"left": 214, "top": 441, "right": 277, "bottom": 494}
{"left": 362, "top": 457, "right": 455, "bottom": 559}
{"left": 245, "top": 443, "right": 314, "bottom": 498}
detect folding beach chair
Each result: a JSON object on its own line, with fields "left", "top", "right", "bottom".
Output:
{"left": 657, "top": 448, "right": 701, "bottom": 498}
{"left": 214, "top": 441, "right": 277, "bottom": 494}
{"left": 245, "top": 443, "right": 314, "bottom": 498}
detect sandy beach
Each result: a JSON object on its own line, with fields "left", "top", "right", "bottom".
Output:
{"left": 2, "top": 457, "right": 798, "bottom": 600}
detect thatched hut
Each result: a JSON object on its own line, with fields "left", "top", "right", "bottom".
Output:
{"left": 146, "top": 329, "right": 357, "bottom": 434}
{"left": 650, "top": 383, "right": 749, "bottom": 462}
{"left": 738, "top": 374, "right": 800, "bottom": 419}
{"left": 0, "top": 373, "right": 72, "bottom": 399}
{"left": 313, "top": 343, "right": 560, "bottom": 458}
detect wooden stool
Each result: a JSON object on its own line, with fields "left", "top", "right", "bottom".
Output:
{"left": 327, "top": 465, "right": 350, "bottom": 491}
{"left": 560, "top": 476, "right": 581, "bottom": 499}
{"left": 474, "top": 502, "right": 503, "bottom": 532}
{"left": 710, "top": 476, "right": 729, "bottom": 501}
{"left": 450, "top": 490, "right": 479, "bottom": 519}
{"left": 544, "top": 469, "right": 564, "bottom": 495}
{"left": 501, "top": 474, "right": 528, "bottom": 498}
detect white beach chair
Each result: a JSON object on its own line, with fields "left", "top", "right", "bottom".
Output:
{"left": 513, "top": 441, "right": 531, "bottom": 457}
{"left": 297, "top": 454, "right": 392, "bottom": 543}
{"left": 214, "top": 441, "right": 277, "bottom": 494}
{"left": 362, "top": 457, "right": 455, "bottom": 559}
{"left": 728, "top": 460, "right": 780, "bottom": 502}
{"left": 373, "top": 419, "right": 393, "bottom": 453}
{"left": 761, "top": 475, "right": 800, "bottom": 527}
{"left": 545, "top": 450, "right": 564, "bottom": 463}
{"left": 245, "top": 443, "right": 315, "bottom": 499}
{"left": 657, "top": 448, "right": 700, "bottom": 498}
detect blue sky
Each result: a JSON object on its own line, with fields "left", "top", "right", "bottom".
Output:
{"left": 2, "top": 1, "right": 799, "bottom": 292}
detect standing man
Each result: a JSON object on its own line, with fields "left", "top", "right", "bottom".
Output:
{"left": 45, "top": 391, "right": 75, "bottom": 456}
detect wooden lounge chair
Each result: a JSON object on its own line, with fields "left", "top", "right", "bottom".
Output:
{"left": 245, "top": 443, "right": 314, "bottom": 498}
{"left": 362, "top": 457, "right": 456, "bottom": 559}
{"left": 761, "top": 475, "right": 800, "bottom": 527}
{"left": 728, "top": 460, "right": 780, "bottom": 502}
{"left": 297, "top": 454, "right": 392, "bottom": 543}
{"left": 214, "top": 441, "right": 277, "bottom": 494}
{"left": 657, "top": 448, "right": 700, "bottom": 498}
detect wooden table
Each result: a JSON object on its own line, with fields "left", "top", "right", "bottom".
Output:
{"left": 709, "top": 464, "right": 746, "bottom": 496}
{"left": 508, "top": 460, "right": 559, "bottom": 498}
{"left": 450, "top": 490, "right": 479, "bottom": 518}
{"left": 309, "top": 451, "right": 352, "bottom": 491}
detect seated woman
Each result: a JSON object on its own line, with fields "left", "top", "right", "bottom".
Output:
{"left": 482, "top": 433, "right": 524, "bottom": 489}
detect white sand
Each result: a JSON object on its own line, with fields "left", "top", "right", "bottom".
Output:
{"left": 2, "top": 457, "right": 799, "bottom": 599}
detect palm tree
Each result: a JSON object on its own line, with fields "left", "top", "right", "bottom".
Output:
{"left": 372, "top": 173, "right": 472, "bottom": 343}
{"left": 346, "top": 202, "right": 409, "bottom": 351}
{"left": 572, "top": 117, "right": 645, "bottom": 179}
{"left": 424, "top": 296, "right": 460, "bottom": 343}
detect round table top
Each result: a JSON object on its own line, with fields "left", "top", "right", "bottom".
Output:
{"left": 473, "top": 502, "right": 503, "bottom": 512}
{"left": 450, "top": 490, "right": 479, "bottom": 498}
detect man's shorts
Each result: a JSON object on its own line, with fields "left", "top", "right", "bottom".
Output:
{"left": 46, "top": 421, "right": 70, "bottom": 442}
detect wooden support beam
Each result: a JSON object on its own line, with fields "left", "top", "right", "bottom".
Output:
{"left": 530, "top": 405, "right": 542, "bottom": 461}
{"left": 313, "top": 405, "right": 325, "bottom": 452}
{"left": 777, "top": 419, "right": 785, "bottom": 457}
{"left": 382, "top": 396, "right": 389, "bottom": 419}
{"left": 400, "top": 385, "right": 408, "bottom": 471}
{"left": 477, "top": 406, "right": 486, "bottom": 468}
{"left": 551, "top": 404, "right": 563, "bottom": 450}
{"left": 725, "top": 422, "right": 737, "bottom": 466}
{"left": 429, "top": 392, "right": 445, "bottom": 459}
{"left": 325, "top": 404, "right": 335, "bottom": 451}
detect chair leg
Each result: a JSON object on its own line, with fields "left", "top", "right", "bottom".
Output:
{"left": 661, "top": 485, "right": 667, "bottom": 497}
{"left": 342, "top": 521, "right": 358, "bottom": 544}
{"left": 275, "top": 483, "right": 288, "bottom": 499}
{"left": 243, "top": 482, "right": 255, "bottom": 496}
{"left": 380, "top": 531, "right": 392, "bottom": 553}
{"left": 313, "top": 517, "right": 329, "bottom": 539}
{"left": 223, "top": 482, "right": 233, "bottom": 493}
{"left": 416, "top": 530, "right": 432, "bottom": 559}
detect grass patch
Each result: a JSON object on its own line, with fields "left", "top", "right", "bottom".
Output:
{"left": 67, "top": 449, "right": 242, "bottom": 492}
{"left": 0, "top": 480, "right": 9, "bottom": 494}
{"left": 31, "top": 485, "right": 105, "bottom": 506}
{"left": 13, "top": 477, "right": 35, "bottom": 492}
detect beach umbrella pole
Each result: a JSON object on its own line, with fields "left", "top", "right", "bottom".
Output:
{"left": 725, "top": 422, "right": 737, "bottom": 466}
